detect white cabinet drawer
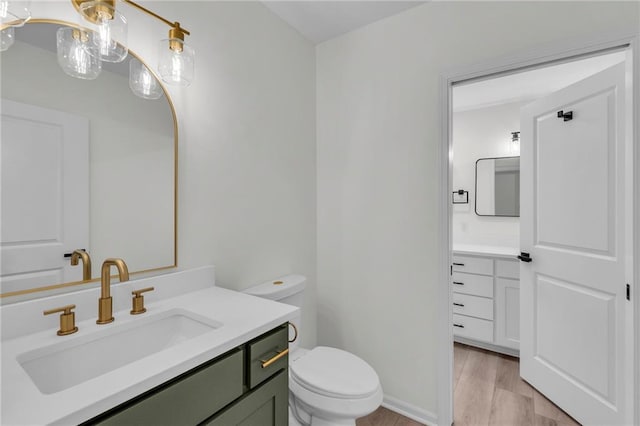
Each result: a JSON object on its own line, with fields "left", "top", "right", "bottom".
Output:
{"left": 453, "top": 293, "right": 493, "bottom": 320}
{"left": 452, "top": 314, "right": 493, "bottom": 343}
{"left": 452, "top": 255, "right": 493, "bottom": 276}
{"left": 452, "top": 272, "right": 493, "bottom": 298}
{"left": 496, "top": 259, "right": 519, "bottom": 279}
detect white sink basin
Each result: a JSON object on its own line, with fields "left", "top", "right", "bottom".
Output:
{"left": 17, "top": 309, "right": 222, "bottom": 394}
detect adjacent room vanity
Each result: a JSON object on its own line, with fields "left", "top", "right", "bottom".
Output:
{"left": 452, "top": 245, "right": 520, "bottom": 356}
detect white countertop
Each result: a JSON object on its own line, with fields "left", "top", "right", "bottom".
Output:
{"left": 1, "top": 266, "right": 298, "bottom": 425}
{"left": 453, "top": 244, "right": 519, "bottom": 259}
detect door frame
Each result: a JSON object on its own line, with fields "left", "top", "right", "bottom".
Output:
{"left": 437, "top": 30, "right": 639, "bottom": 426}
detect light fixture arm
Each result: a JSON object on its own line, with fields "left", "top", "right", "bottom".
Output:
{"left": 121, "top": 0, "right": 189, "bottom": 36}
{"left": 70, "top": 0, "right": 190, "bottom": 35}
{"left": 68, "top": 0, "right": 195, "bottom": 86}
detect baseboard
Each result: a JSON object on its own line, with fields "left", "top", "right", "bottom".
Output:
{"left": 454, "top": 336, "right": 520, "bottom": 358}
{"left": 382, "top": 395, "right": 439, "bottom": 426}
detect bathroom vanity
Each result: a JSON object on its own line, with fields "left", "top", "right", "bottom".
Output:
{"left": 87, "top": 324, "right": 289, "bottom": 425}
{"left": 0, "top": 266, "right": 296, "bottom": 425}
{"left": 452, "top": 245, "right": 520, "bottom": 356}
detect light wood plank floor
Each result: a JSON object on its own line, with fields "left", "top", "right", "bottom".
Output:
{"left": 454, "top": 343, "right": 581, "bottom": 426}
{"left": 357, "top": 406, "right": 425, "bottom": 426}
{"left": 358, "top": 343, "right": 581, "bottom": 426}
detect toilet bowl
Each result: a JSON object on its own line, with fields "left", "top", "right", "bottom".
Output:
{"left": 288, "top": 347, "right": 383, "bottom": 426}
{"left": 243, "top": 275, "right": 383, "bottom": 426}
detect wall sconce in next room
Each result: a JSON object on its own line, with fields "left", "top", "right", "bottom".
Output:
{"left": 510, "top": 131, "right": 520, "bottom": 155}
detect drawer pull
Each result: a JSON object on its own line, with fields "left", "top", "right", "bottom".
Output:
{"left": 261, "top": 348, "right": 289, "bottom": 369}
{"left": 453, "top": 323, "right": 465, "bottom": 328}
{"left": 453, "top": 263, "right": 465, "bottom": 266}
{"left": 453, "top": 281, "right": 464, "bottom": 285}
{"left": 453, "top": 302, "right": 465, "bottom": 307}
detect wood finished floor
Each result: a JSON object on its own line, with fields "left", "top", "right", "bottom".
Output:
{"left": 357, "top": 406, "right": 424, "bottom": 426}
{"left": 453, "top": 343, "right": 581, "bottom": 426}
{"left": 357, "top": 343, "right": 581, "bottom": 426}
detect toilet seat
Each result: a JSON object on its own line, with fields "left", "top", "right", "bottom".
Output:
{"left": 290, "top": 346, "right": 380, "bottom": 399}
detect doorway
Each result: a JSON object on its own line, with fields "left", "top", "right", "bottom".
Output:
{"left": 438, "top": 34, "right": 639, "bottom": 426}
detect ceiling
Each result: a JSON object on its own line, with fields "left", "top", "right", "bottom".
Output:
{"left": 262, "top": 1, "right": 426, "bottom": 44}
{"left": 453, "top": 51, "right": 627, "bottom": 112}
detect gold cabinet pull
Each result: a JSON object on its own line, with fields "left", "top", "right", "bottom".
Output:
{"left": 288, "top": 322, "right": 298, "bottom": 343}
{"left": 43, "top": 304, "right": 78, "bottom": 336}
{"left": 131, "top": 287, "right": 155, "bottom": 315}
{"left": 261, "top": 348, "right": 289, "bottom": 368}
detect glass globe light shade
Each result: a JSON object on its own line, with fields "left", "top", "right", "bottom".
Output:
{"left": 0, "top": 25, "right": 14, "bottom": 51}
{"left": 56, "top": 26, "right": 101, "bottom": 80}
{"left": 0, "top": 0, "right": 31, "bottom": 27}
{"left": 78, "top": 0, "right": 127, "bottom": 63}
{"left": 158, "top": 38, "right": 194, "bottom": 87}
{"left": 129, "top": 58, "right": 162, "bottom": 100}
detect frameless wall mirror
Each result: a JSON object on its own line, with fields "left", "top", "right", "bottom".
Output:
{"left": 1, "top": 21, "right": 177, "bottom": 302}
{"left": 475, "top": 156, "right": 520, "bottom": 217}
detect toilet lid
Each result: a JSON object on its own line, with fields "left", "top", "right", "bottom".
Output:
{"left": 290, "top": 346, "right": 379, "bottom": 399}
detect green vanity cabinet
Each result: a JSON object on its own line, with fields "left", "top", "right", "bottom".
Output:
{"left": 84, "top": 323, "right": 289, "bottom": 426}
{"left": 247, "top": 324, "right": 289, "bottom": 388}
{"left": 204, "top": 370, "right": 288, "bottom": 426}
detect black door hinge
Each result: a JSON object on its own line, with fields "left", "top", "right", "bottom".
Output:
{"left": 627, "top": 284, "right": 631, "bottom": 301}
{"left": 557, "top": 110, "right": 573, "bottom": 121}
{"left": 450, "top": 265, "right": 453, "bottom": 276}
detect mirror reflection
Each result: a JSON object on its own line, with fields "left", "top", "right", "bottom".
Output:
{"left": 1, "top": 22, "right": 176, "bottom": 298}
{"left": 475, "top": 156, "right": 520, "bottom": 217}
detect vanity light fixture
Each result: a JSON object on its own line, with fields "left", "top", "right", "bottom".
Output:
{"left": 157, "top": 22, "right": 194, "bottom": 86}
{"left": 0, "top": 0, "right": 31, "bottom": 27}
{"left": 73, "top": 0, "right": 128, "bottom": 63}
{"left": 56, "top": 26, "right": 102, "bottom": 80}
{"left": 129, "top": 56, "right": 162, "bottom": 99}
{"left": 0, "top": 25, "right": 14, "bottom": 51}
{"left": 0, "top": 0, "right": 30, "bottom": 51}
{"left": 70, "top": 0, "right": 195, "bottom": 87}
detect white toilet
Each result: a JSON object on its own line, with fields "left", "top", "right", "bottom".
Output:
{"left": 244, "top": 275, "right": 383, "bottom": 426}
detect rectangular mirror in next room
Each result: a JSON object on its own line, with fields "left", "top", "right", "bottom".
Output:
{"left": 475, "top": 156, "right": 520, "bottom": 217}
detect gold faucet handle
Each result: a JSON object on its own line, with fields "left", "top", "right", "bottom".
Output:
{"left": 43, "top": 304, "right": 79, "bottom": 336}
{"left": 131, "top": 287, "right": 155, "bottom": 315}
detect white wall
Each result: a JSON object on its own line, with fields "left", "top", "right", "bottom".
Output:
{"left": 316, "top": 1, "right": 639, "bottom": 420}
{"left": 25, "top": 1, "right": 318, "bottom": 347}
{"left": 452, "top": 100, "right": 527, "bottom": 249}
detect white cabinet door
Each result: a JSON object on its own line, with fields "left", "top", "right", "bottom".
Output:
{"left": 520, "top": 63, "right": 632, "bottom": 425}
{"left": 495, "top": 277, "right": 519, "bottom": 350}
{"left": 1, "top": 99, "right": 89, "bottom": 294}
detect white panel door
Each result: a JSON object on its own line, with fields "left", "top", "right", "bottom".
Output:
{"left": 520, "top": 63, "right": 632, "bottom": 425}
{"left": 1, "top": 99, "right": 89, "bottom": 293}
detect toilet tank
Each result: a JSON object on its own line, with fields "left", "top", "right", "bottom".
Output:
{"left": 243, "top": 275, "right": 306, "bottom": 350}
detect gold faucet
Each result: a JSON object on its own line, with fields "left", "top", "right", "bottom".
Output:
{"left": 97, "top": 258, "right": 129, "bottom": 324}
{"left": 70, "top": 249, "right": 92, "bottom": 281}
